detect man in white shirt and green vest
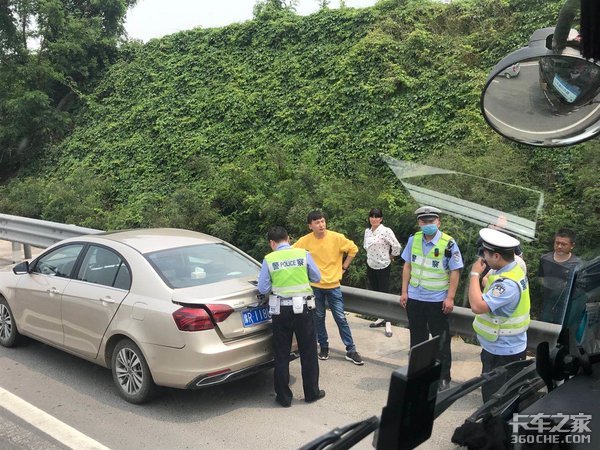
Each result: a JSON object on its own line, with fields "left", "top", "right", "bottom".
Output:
{"left": 468, "top": 228, "right": 530, "bottom": 403}
{"left": 258, "top": 226, "right": 325, "bottom": 407}
{"left": 400, "top": 206, "right": 463, "bottom": 392}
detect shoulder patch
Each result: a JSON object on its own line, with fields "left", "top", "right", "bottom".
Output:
{"left": 491, "top": 283, "right": 506, "bottom": 297}
{"left": 520, "top": 278, "right": 528, "bottom": 290}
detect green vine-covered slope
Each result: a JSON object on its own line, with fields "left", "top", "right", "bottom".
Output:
{"left": 1, "top": 0, "right": 598, "bottom": 304}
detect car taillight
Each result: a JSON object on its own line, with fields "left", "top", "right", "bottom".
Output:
{"left": 172, "top": 304, "right": 234, "bottom": 331}
{"left": 206, "top": 304, "right": 234, "bottom": 323}
{"left": 173, "top": 307, "right": 214, "bottom": 331}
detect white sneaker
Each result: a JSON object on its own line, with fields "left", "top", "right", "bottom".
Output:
{"left": 369, "top": 318, "right": 385, "bottom": 328}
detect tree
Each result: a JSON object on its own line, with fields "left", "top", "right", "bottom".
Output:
{"left": 0, "top": 0, "right": 137, "bottom": 173}
{"left": 253, "top": 0, "right": 298, "bottom": 19}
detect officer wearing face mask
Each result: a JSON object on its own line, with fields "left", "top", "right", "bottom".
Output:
{"left": 399, "top": 206, "right": 463, "bottom": 392}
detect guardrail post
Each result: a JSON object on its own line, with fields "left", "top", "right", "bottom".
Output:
{"left": 24, "top": 244, "right": 32, "bottom": 259}
{"left": 11, "top": 242, "right": 22, "bottom": 263}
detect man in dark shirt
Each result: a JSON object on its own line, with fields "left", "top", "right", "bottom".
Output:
{"left": 539, "top": 228, "right": 582, "bottom": 323}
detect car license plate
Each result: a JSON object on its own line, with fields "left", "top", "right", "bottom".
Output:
{"left": 242, "top": 305, "right": 270, "bottom": 327}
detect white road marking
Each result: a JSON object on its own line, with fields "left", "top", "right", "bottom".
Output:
{"left": 0, "top": 387, "right": 110, "bottom": 450}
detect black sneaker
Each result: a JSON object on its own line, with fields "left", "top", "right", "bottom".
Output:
{"left": 345, "top": 351, "right": 364, "bottom": 365}
{"left": 305, "top": 390, "right": 326, "bottom": 403}
{"left": 318, "top": 347, "right": 329, "bottom": 360}
{"left": 275, "top": 396, "right": 292, "bottom": 407}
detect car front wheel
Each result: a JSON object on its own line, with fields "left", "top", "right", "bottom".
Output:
{"left": 111, "top": 339, "right": 156, "bottom": 404}
{"left": 0, "top": 297, "right": 21, "bottom": 347}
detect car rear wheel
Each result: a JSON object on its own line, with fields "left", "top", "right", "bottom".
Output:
{"left": 111, "top": 339, "right": 156, "bottom": 404}
{"left": 0, "top": 297, "right": 21, "bottom": 347}
{"left": 504, "top": 72, "right": 511, "bottom": 79}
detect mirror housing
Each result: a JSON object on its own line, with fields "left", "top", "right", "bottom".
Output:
{"left": 481, "top": 27, "right": 600, "bottom": 146}
{"left": 12, "top": 261, "right": 29, "bottom": 274}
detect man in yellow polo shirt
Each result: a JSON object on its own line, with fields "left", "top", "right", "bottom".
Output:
{"left": 294, "top": 210, "right": 363, "bottom": 365}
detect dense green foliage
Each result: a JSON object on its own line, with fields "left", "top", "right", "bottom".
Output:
{"left": 0, "top": 0, "right": 137, "bottom": 171}
{"left": 1, "top": 0, "right": 598, "bottom": 311}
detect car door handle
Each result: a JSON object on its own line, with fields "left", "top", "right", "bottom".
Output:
{"left": 46, "top": 288, "right": 60, "bottom": 294}
{"left": 100, "top": 296, "right": 115, "bottom": 304}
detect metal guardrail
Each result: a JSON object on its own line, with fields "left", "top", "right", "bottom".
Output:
{"left": 341, "top": 286, "right": 562, "bottom": 352}
{"left": 0, "top": 213, "right": 561, "bottom": 351}
{"left": 0, "top": 213, "right": 101, "bottom": 254}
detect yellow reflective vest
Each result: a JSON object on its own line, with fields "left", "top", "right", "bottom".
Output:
{"left": 265, "top": 248, "right": 313, "bottom": 297}
{"left": 473, "top": 263, "right": 530, "bottom": 342}
{"left": 409, "top": 231, "right": 452, "bottom": 291}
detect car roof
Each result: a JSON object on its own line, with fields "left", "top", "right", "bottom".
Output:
{"left": 76, "top": 228, "right": 224, "bottom": 254}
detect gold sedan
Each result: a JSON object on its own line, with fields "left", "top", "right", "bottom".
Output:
{"left": 0, "top": 229, "right": 276, "bottom": 403}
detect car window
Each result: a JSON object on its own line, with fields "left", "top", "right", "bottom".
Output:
{"left": 113, "top": 263, "right": 132, "bottom": 290}
{"left": 146, "top": 243, "right": 259, "bottom": 288}
{"left": 560, "top": 258, "right": 600, "bottom": 354}
{"left": 77, "top": 245, "right": 130, "bottom": 290}
{"left": 32, "top": 244, "right": 84, "bottom": 278}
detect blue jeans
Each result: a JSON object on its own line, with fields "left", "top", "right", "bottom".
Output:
{"left": 312, "top": 287, "right": 356, "bottom": 352}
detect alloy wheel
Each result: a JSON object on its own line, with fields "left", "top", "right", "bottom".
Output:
{"left": 115, "top": 347, "right": 144, "bottom": 396}
{"left": 0, "top": 303, "right": 12, "bottom": 343}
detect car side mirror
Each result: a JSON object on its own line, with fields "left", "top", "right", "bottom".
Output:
{"left": 481, "top": 27, "right": 600, "bottom": 146}
{"left": 12, "top": 261, "right": 30, "bottom": 274}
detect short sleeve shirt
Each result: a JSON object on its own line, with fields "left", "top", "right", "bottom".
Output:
{"left": 478, "top": 261, "right": 527, "bottom": 355}
{"left": 401, "top": 230, "right": 464, "bottom": 302}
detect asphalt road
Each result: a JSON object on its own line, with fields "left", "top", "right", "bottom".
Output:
{"left": 0, "top": 317, "right": 483, "bottom": 450}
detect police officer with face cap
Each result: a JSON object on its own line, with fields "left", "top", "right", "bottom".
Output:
{"left": 400, "top": 206, "right": 464, "bottom": 392}
{"left": 468, "top": 228, "right": 530, "bottom": 403}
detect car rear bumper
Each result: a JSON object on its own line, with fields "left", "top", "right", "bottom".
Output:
{"left": 186, "top": 352, "right": 298, "bottom": 389}
{"left": 140, "top": 330, "right": 298, "bottom": 389}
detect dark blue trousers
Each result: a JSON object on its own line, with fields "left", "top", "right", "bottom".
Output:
{"left": 272, "top": 305, "right": 320, "bottom": 404}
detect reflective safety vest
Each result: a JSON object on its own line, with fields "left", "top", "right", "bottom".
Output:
{"left": 409, "top": 231, "right": 452, "bottom": 291}
{"left": 265, "top": 248, "right": 313, "bottom": 297}
{"left": 473, "top": 263, "right": 530, "bottom": 342}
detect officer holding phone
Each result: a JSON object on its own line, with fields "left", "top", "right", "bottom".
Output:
{"left": 468, "top": 228, "right": 530, "bottom": 403}
{"left": 257, "top": 226, "right": 325, "bottom": 407}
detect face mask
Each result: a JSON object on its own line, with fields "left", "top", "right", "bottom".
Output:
{"left": 421, "top": 224, "right": 438, "bottom": 236}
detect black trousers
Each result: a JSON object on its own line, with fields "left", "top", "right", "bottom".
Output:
{"left": 406, "top": 298, "right": 452, "bottom": 381}
{"left": 366, "top": 264, "right": 391, "bottom": 293}
{"left": 480, "top": 348, "right": 526, "bottom": 403}
{"left": 272, "top": 305, "right": 320, "bottom": 404}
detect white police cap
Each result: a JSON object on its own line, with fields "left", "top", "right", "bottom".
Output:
{"left": 415, "top": 206, "right": 441, "bottom": 220}
{"left": 479, "top": 228, "right": 520, "bottom": 252}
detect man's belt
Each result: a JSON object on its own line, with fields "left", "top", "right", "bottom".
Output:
{"left": 279, "top": 297, "right": 308, "bottom": 306}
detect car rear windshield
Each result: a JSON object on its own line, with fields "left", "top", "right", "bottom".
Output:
{"left": 145, "top": 243, "right": 259, "bottom": 288}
